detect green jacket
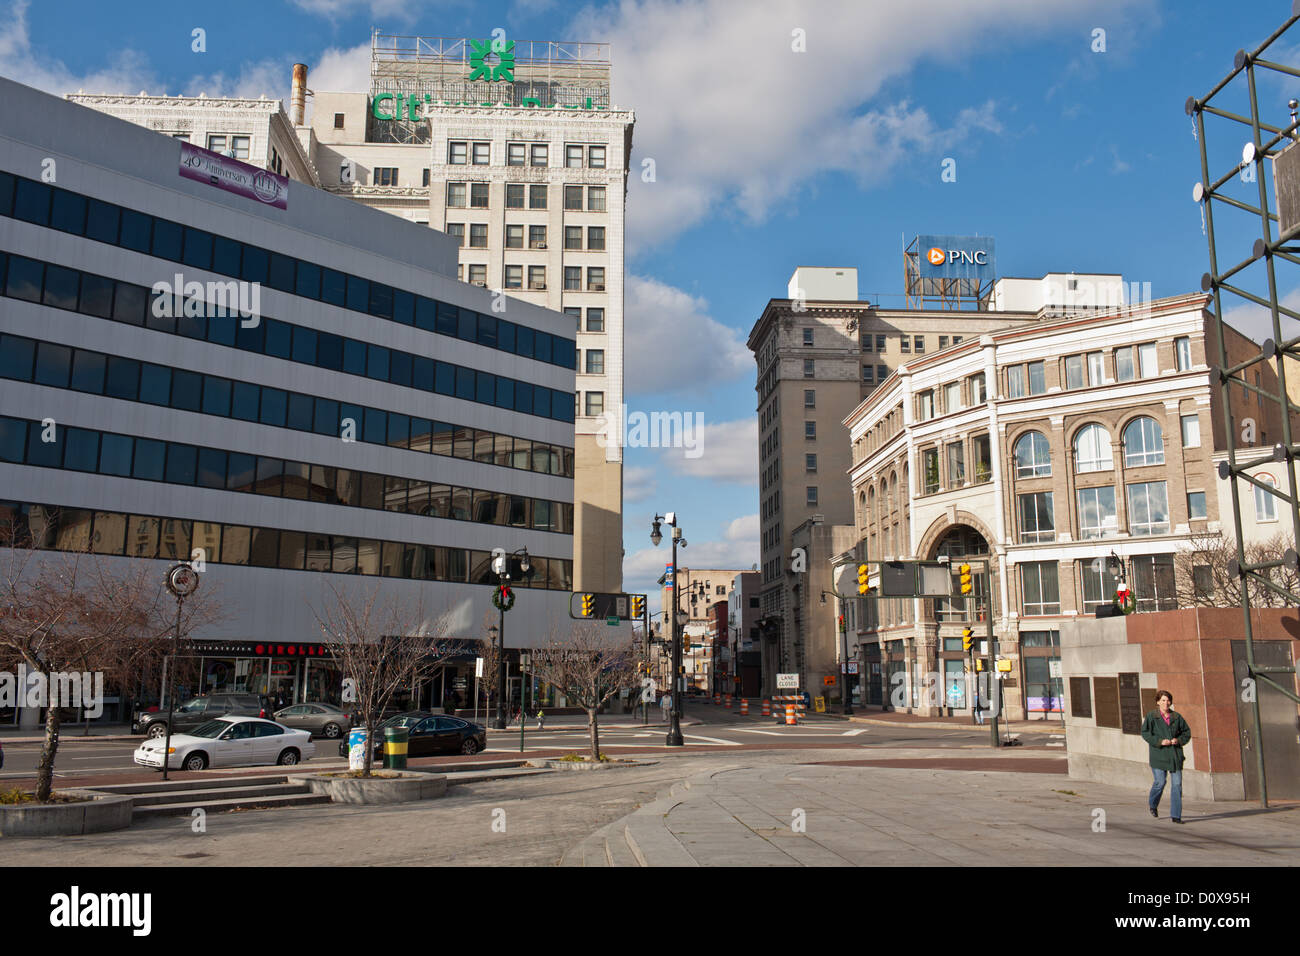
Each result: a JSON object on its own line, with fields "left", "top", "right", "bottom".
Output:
{"left": 1140, "top": 709, "right": 1191, "bottom": 771}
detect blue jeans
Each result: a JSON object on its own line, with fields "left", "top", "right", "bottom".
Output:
{"left": 1149, "top": 768, "right": 1182, "bottom": 819}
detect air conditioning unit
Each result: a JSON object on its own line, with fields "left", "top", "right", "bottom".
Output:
{"left": 591, "top": 284, "right": 605, "bottom": 292}
{"left": 471, "top": 280, "right": 487, "bottom": 287}
{"left": 530, "top": 282, "right": 546, "bottom": 290}
{"left": 535, "top": 242, "right": 547, "bottom": 249}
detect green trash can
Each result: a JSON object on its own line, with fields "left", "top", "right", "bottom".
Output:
{"left": 383, "top": 726, "right": 409, "bottom": 770}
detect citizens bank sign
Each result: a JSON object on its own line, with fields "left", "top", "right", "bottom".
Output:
{"left": 917, "top": 235, "right": 996, "bottom": 281}
{"left": 372, "top": 36, "right": 606, "bottom": 120}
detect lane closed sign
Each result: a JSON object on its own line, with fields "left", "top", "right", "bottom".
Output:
{"left": 777, "top": 673, "right": 799, "bottom": 689}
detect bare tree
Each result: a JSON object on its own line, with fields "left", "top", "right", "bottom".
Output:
{"left": 315, "top": 581, "right": 454, "bottom": 776}
{"left": 0, "top": 526, "right": 219, "bottom": 801}
{"left": 1174, "top": 531, "right": 1300, "bottom": 608}
{"left": 473, "top": 608, "right": 501, "bottom": 721}
{"left": 529, "top": 623, "right": 639, "bottom": 760}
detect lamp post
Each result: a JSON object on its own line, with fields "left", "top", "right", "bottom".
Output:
{"left": 651, "top": 513, "right": 685, "bottom": 746}
{"left": 162, "top": 563, "right": 199, "bottom": 781}
{"left": 490, "top": 547, "right": 531, "bottom": 731}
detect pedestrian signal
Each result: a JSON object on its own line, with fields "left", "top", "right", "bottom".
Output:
{"left": 959, "top": 563, "right": 973, "bottom": 595}
{"left": 857, "top": 563, "right": 870, "bottom": 595}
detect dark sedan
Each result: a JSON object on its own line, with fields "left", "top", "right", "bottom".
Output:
{"left": 339, "top": 712, "right": 486, "bottom": 759}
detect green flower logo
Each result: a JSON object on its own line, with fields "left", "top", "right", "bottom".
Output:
{"left": 469, "top": 39, "right": 515, "bottom": 83}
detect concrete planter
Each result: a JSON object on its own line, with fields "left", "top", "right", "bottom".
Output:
{"left": 532, "top": 758, "right": 651, "bottom": 772}
{"left": 0, "top": 789, "right": 134, "bottom": 837}
{"left": 300, "top": 771, "right": 447, "bottom": 805}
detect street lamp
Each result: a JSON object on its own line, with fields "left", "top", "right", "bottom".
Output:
{"left": 652, "top": 513, "right": 685, "bottom": 746}
{"left": 490, "top": 547, "right": 531, "bottom": 730}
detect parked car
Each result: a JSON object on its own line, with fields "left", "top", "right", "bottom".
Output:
{"left": 133, "top": 693, "right": 273, "bottom": 738}
{"left": 133, "top": 717, "right": 315, "bottom": 772}
{"left": 338, "top": 712, "right": 486, "bottom": 759}
{"left": 273, "top": 702, "right": 352, "bottom": 739}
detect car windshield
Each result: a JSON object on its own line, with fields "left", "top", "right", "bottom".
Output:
{"left": 187, "top": 720, "right": 233, "bottom": 739}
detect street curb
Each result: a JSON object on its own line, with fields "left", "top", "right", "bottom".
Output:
{"left": 623, "top": 795, "right": 699, "bottom": 867}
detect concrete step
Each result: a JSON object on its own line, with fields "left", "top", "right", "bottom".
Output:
{"left": 133, "top": 791, "right": 331, "bottom": 819}
{"left": 92, "top": 774, "right": 290, "bottom": 795}
{"left": 132, "top": 782, "right": 309, "bottom": 807}
{"left": 605, "top": 825, "right": 641, "bottom": 867}
{"left": 444, "top": 767, "right": 552, "bottom": 785}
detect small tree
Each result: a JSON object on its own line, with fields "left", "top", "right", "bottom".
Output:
{"left": 315, "top": 581, "right": 453, "bottom": 776}
{"left": 0, "top": 523, "right": 219, "bottom": 801}
{"left": 1174, "top": 531, "right": 1300, "bottom": 608}
{"left": 529, "top": 623, "right": 639, "bottom": 760}
{"left": 473, "top": 609, "right": 502, "bottom": 722}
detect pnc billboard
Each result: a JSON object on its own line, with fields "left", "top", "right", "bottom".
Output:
{"left": 917, "top": 235, "right": 996, "bottom": 281}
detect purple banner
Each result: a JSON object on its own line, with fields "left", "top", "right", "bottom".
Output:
{"left": 178, "top": 142, "right": 288, "bottom": 210}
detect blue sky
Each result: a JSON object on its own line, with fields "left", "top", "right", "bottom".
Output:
{"left": 5, "top": 0, "right": 1299, "bottom": 611}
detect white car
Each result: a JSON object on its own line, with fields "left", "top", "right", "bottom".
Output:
{"left": 133, "top": 716, "right": 316, "bottom": 772}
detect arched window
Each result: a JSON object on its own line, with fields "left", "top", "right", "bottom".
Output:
{"left": 1014, "top": 431, "right": 1052, "bottom": 478}
{"left": 1074, "top": 424, "right": 1113, "bottom": 473}
{"left": 1123, "top": 416, "right": 1164, "bottom": 467}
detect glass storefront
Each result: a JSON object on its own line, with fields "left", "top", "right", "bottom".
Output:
{"left": 1021, "top": 630, "right": 1062, "bottom": 716}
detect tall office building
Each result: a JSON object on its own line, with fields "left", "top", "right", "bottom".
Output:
{"left": 71, "top": 33, "right": 634, "bottom": 593}
{"left": 747, "top": 264, "right": 1122, "bottom": 696}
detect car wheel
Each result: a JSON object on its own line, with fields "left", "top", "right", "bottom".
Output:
{"left": 277, "top": 749, "right": 300, "bottom": 766}
{"left": 461, "top": 738, "right": 480, "bottom": 755}
{"left": 322, "top": 723, "right": 342, "bottom": 739}
{"left": 147, "top": 723, "right": 168, "bottom": 739}
{"left": 183, "top": 752, "right": 208, "bottom": 772}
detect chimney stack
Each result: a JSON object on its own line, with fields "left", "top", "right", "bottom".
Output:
{"left": 290, "top": 63, "right": 307, "bottom": 126}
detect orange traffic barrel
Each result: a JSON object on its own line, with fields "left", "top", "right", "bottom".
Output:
{"left": 761, "top": 698, "right": 771, "bottom": 716}
{"left": 740, "top": 698, "right": 749, "bottom": 715}
{"left": 785, "top": 703, "right": 797, "bottom": 726}
{"left": 724, "top": 695, "right": 732, "bottom": 709}
{"left": 714, "top": 692, "right": 721, "bottom": 706}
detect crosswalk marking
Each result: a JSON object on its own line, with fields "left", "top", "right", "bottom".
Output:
{"left": 840, "top": 729, "right": 868, "bottom": 737}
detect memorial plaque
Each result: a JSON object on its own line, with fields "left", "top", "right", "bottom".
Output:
{"left": 1093, "top": 676, "right": 1121, "bottom": 729}
{"left": 1070, "top": 677, "right": 1092, "bottom": 718}
{"left": 1119, "top": 672, "right": 1143, "bottom": 735}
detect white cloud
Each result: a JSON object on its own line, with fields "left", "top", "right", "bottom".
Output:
{"left": 0, "top": 0, "right": 156, "bottom": 96}
{"left": 652, "top": 417, "right": 757, "bottom": 484}
{"left": 623, "top": 533, "right": 759, "bottom": 614}
{"left": 624, "top": 465, "right": 658, "bottom": 504}
{"left": 1222, "top": 288, "right": 1300, "bottom": 343}
{"left": 624, "top": 275, "right": 750, "bottom": 398}
{"left": 565, "top": 0, "right": 1125, "bottom": 250}
{"left": 289, "top": 0, "right": 427, "bottom": 22}
{"left": 725, "top": 513, "right": 759, "bottom": 544}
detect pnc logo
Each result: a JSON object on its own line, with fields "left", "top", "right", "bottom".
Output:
{"left": 926, "top": 247, "right": 989, "bottom": 267}
{"left": 926, "top": 247, "right": 946, "bottom": 266}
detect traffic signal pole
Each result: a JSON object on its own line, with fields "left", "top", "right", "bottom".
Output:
{"left": 982, "top": 558, "right": 999, "bottom": 749}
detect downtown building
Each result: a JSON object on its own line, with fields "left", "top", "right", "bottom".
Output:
{"left": 69, "top": 34, "right": 634, "bottom": 593}
{"left": 746, "top": 265, "right": 1119, "bottom": 697}
{"left": 0, "top": 78, "right": 576, "bottom": 722}
{"left": 843, "top": 293, "right": 1296, "bottom": 720}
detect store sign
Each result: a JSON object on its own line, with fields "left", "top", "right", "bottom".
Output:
{"left": 371, "top": 92, "right": 605, "bottom": 121}
{"left": 468, "top": 38, "right": 515, "bottom": 83}
{"left": 917, "top": 234, "right": 995, "bottom": 281}
{"left": 178, "top": 142, "right": 288, "bottom": 210}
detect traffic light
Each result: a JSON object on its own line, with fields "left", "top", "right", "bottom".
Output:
{"left": 959, "top": 563, "right": 973, "bottom": 595}
{"left": 631, "top": 594, "right": 646, "bottom": 618}
{"left": 962, "top": 626, "right": 974, "bottom": 653}
{"left": 580, "top": 593, "right": 595, "bottom": 617}
{"left": 857, "top": 563, "right": 870, "bottom": 595}
{"left": 975, "top": 658, "right": 984, "bottom": 672}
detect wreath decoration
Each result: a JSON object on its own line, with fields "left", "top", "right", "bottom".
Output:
{"left": 1112, "top": 580, "right": 1135, "bottom": 615}
{"left": 492, "top": 584, "right": 516, "bottom": 613}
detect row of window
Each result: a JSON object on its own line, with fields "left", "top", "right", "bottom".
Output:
{"left": 0, "top": 169, "right": 574, "bottom": 371}
{"left": 1013, "top": 416, "right": 1199, "bottom": 478}
{"left": 0, "top": 416, "right": 574, "bottom": 533}
{"left": 0, "top": 251, "right": 576, "bottom": 425}
{"left": 1015, "top": 483, "right": 1206, "bottom": 541}
{"left": 0, "top": 502, "right": 573, "bottom": 589}
{"left": 453, "top": 262, "right": 606, "bottom": 293}
{"left": 917, "top": 374, "right": 986, "bottom": 420}
{"left": 918, "top": 435, "right": 992, "bottom": 494}
{"left": 447, "top": 183, "right": 607, "bottom": 212}
{"left": 446, "top": 224, "right": 606, "bottom": 251}
{"left": 448, "top": 141, "right": 607, "bottom": 169}
{"left": 0, "top": 332, "right": 575, "bottom": 479}
{"left": 1017, "top": 556, "right": 1180, "bottom": 616}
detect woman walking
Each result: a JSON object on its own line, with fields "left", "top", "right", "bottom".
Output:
{"left": 1140, "top": 690, "right": 1191, "bottom": 823}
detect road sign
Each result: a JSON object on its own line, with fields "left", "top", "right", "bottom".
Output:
{"left": 823, "top": 674, "right": 836, "bottom": 686}
{"left": 776, "top": 673, "right": 799, "bottom": 689}
{"left": 814, "top": 696, "right": 826, "bottom": 713}
{"left": 995, "top": 658, "right": 1014, "bottom": 673}
{"left": 1049, "top": 660, "right": 1063, "bottom": 679}
{"left": 605, "top": 615, "right": 619, "bottom": 626}
{"left": 474, "top": 657, "right": 484, "bottom": 678}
